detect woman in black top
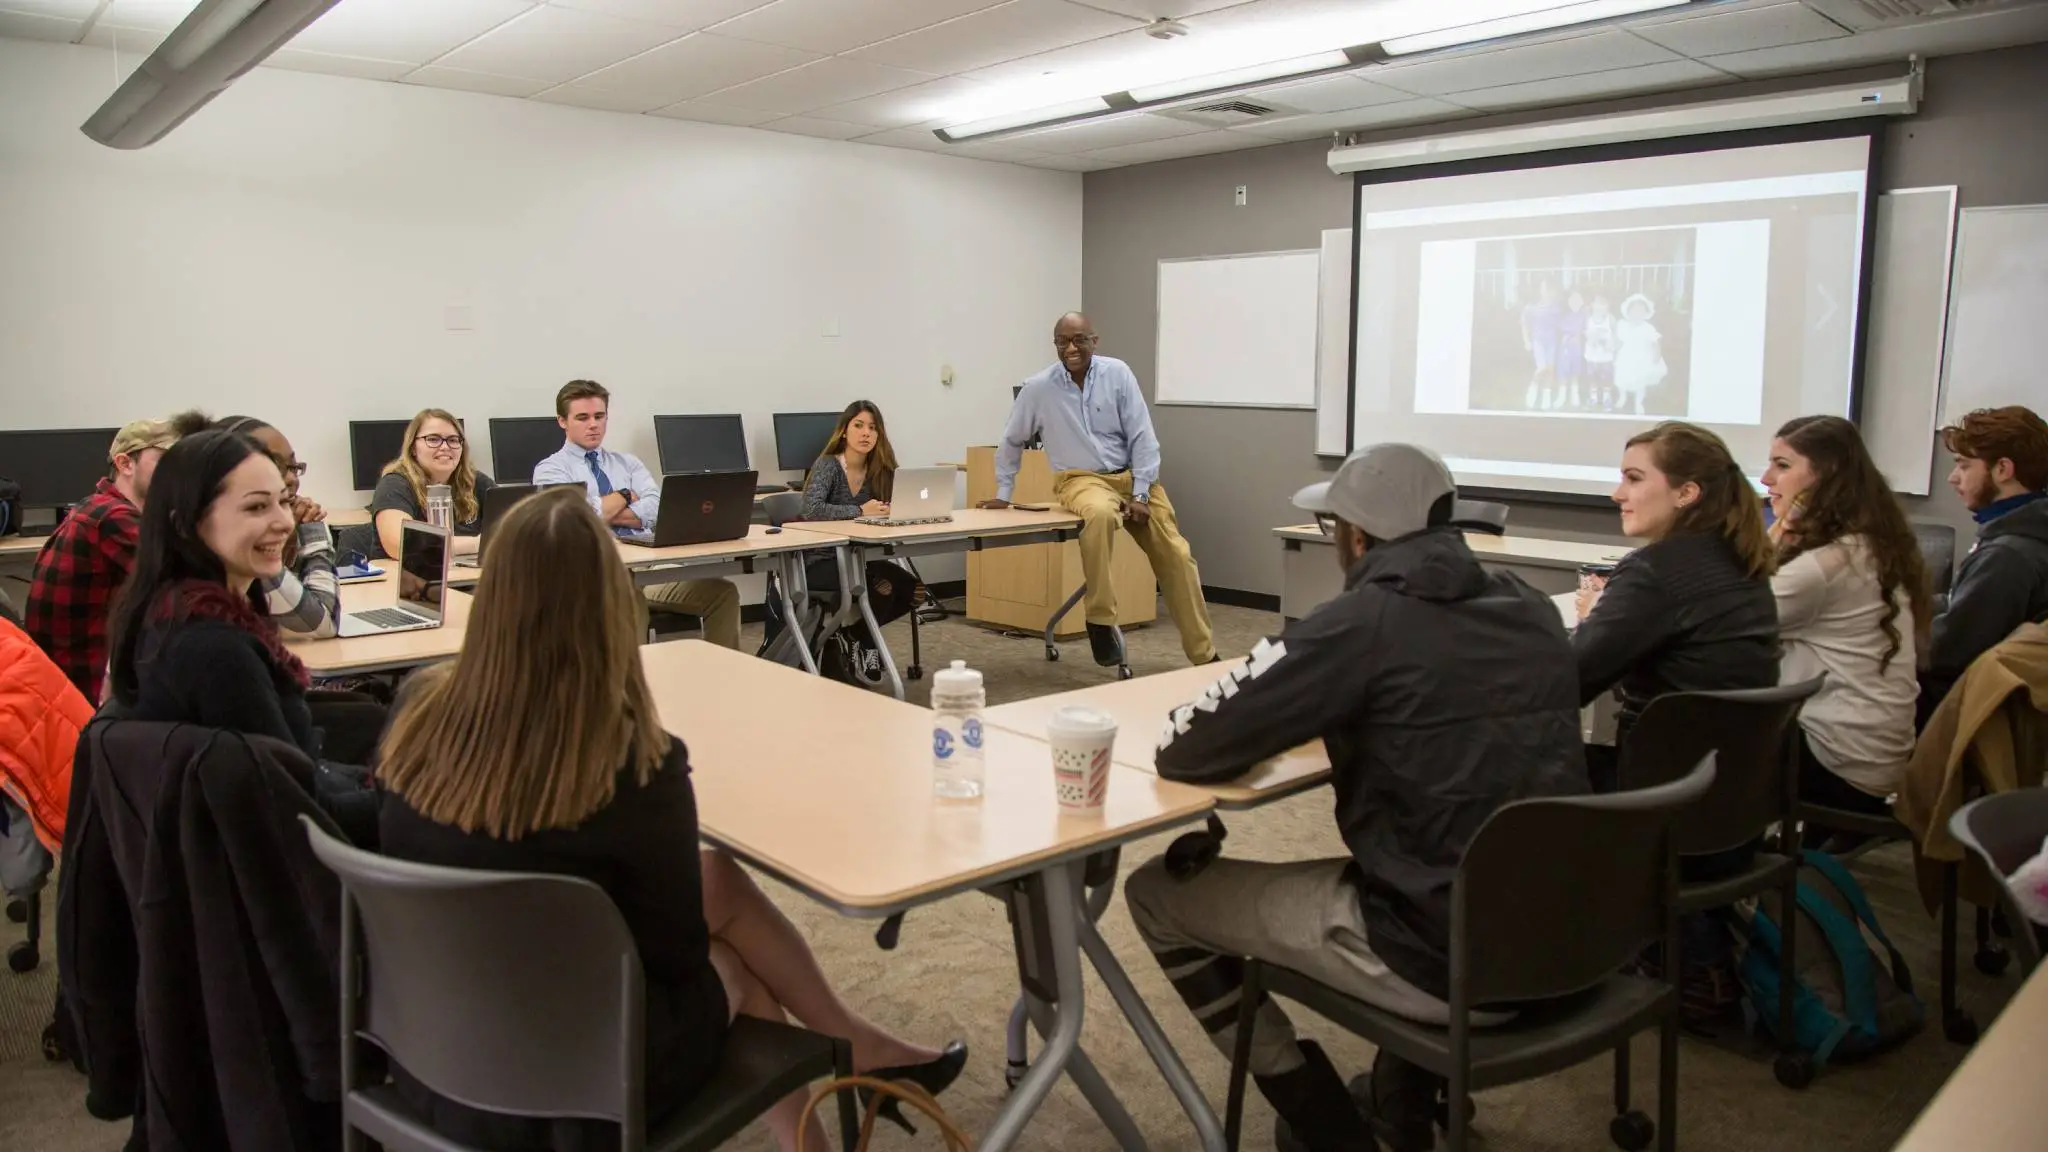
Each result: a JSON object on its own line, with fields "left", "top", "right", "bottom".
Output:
{"left": 104, "top": 428, "right": 379, "bottom": 841}
{"left": 377, "top": 488, "right": 962, "bottom": 1151}
{"left": 771, "top": 401, "right": 917, "bottom": 686}
{"left": 1575, "top": 421, "right": 1781, "bottom": 777}
{"left": 370, "top": 407, "right": 497, "bottom": 560}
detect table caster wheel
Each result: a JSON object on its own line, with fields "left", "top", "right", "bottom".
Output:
{"left": 1609, "top": 1110, "right": 1654, "bottom": 1151}
{"left": 1117, "top": 665, "right": 1134, "bottom": 680}
{"left": 1045, "top": 645, "right": 1060, "bottom": 662}
{"left": 7, "top": 941, "right": 38, "bottom": 973}
{"left": 1975, "top": 944, "right": 2010, "bottom": 977}
{"left": 1943, "top": 1007, "right": 1978, "bottom": 1045}
{"left": 4, "top": 899, "right": 25, "bottom": 924}
{"left": 1004, "top": 1059, "right": 1027, "bottom": 1091}
{"left": 1773, "top": 1052, "right": 1815, "bottom": 1090}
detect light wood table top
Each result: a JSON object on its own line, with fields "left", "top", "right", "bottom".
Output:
{"left": 1275, "top": 524, "right": 1629, "bottom": 569}
{"left": 640, "top": 641, "right": 1215, "bottom": 915}
{"left": 0, "top": 534, "right": 45, "bottom": 558}
{"left": 286, "top": 573, "right": 470, "bottom": 677}
{"left": 984, "top": 661, "right": 1331, "bottom": 810}
{"left": 328, "top": 507, "right": 372, "bottom": 527}
{"left": 1895, "top": 961, "right": 2048, "bottom": 1151}
{"left": 786, "top": 506, "right": 1079, "bottom": 545}
{"left": 614, "top": 523, "right": 844, "bottom": 567}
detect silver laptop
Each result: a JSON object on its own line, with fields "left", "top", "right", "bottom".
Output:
{"left": 338, "top": 520, "right": 451, "bottom": 638}
{"left": 855, "top": 466, "right": 956, "bottom": 526}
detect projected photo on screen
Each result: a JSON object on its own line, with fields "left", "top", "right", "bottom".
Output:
{"left": 1351, "top": 132, "right": 1873, "bottom": 499}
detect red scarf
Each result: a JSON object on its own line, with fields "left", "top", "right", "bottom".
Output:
{"left": 154, "top": 578, "right": 311, "bottom": 689}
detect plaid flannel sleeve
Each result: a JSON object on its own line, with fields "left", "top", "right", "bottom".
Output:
{"left": 262, "top": 522, "right": 340, "bottom": 639}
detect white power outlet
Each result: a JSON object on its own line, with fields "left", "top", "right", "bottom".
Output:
{"left": 940, "top": 364, "right": 956, "bottom": 387}
{"left": 1234, "top": 185, "right": 1247, "bottom": 207}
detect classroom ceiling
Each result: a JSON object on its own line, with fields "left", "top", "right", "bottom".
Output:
{"left": 4, "top": 0, "right": 2048, "bottom": 170}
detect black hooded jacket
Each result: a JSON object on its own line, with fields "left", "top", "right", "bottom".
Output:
{"left": 1928, "top": 496, "right": 2048, "bottom": 699}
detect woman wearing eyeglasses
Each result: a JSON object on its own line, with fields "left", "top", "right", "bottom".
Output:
{"left": 370, "top": 408, "right": 498, "bottom": 560}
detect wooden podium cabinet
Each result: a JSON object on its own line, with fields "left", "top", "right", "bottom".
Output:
{"left": 963, "top": 446, "right": 1157, "bottom": 636}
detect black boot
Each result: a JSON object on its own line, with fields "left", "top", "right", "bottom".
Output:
{"left": 1086, "top": 622, "right": 1123, "bottom": 667}
{"left": 1347, "top": 1050, "right": 1444, "bottom": 1152}
{"left": 1258, "top": 1040, "right": 1376, "bottom": 1152}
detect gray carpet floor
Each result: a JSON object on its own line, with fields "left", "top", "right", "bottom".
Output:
{"left": 0, "top": 599, "right": 2018, "bottom": 1151}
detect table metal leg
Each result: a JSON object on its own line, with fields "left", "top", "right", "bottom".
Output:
{"left": 773, "top": 553, "right": 819, "bottom": 675}
{"left": 1020, "top": 995, "right": 1148, "bottom": 1152}
{"left": 1077, "top": 912, "right": 1227, "bottom": 1152}
{"left": 1006, "top": 858, "right": 1120, "bottom": 1086}
{"left": 983, "top": 861, "right": 1085, "bottom": 1152}
{"left": 847, "top": 544, "right": 905, "bottom": 700}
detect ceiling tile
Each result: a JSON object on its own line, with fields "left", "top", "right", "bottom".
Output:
{"left": 649, "top": 99, "right": 786, "bottom": 125}
{"left": 432, "top": 4, "right": 685, "bottom": 84}
{"left": 77, "top": 23, "right": 164, "bottom": 53}
{"left": 849, "top": 124, "right": 956, "bottom": 152}
{"left": 0, "top": 9, "right": 84, "bottom": 40}
{"left": 963, "top": 25, "right": 1200, "bottom": 87}
{"left": 1076, "top": 128, "right": 1271, "bottom": 165}
{"left": 561, "top": 31, "right": 818, "bottom": 107}
{"left": 949, "top": 136, "right": 1058, "bottom": 161}
{"left": 90, "top": 0, "right": 202, "bottom": 33}
{"left": 0, "top": 0, "right": 101, "bottom": 15}
{"left": 807, "top": 76, "right": 995, "bottom": 128}
{"left": 1369, "top": 29, "right": 1682, "bottom": 97}
{"left": 1236, "top": 73, "right": 1412, "bottom": 115}
{"left": 533, "top": 83, "right": 679, "bottom": 112}
{"left": 849, "top": 0, "right": 1140, "bottom": 75}
{"left": 1067, "top": 0, "right": 1249, "bottom": 18}
{"left": 1018, "top": 152, "right": 1120, "bottom": 171}
{"left": 403, "top": 66, "right": 555, "bottom": 98}
{"left": 1006, "top": 110, "right": 1208, "bottom": 153}
{"left": 1452, "top": 58, "right": 1728, "bottom": 111}
{"left": 262, "top": 49, "right": 417, "bottom": 81}
{"left": 696, "top": 56, "right": 937, "bottom": 114}
{"left": 549, "top": 0, "right": 773, "bottom": 28}
{"left": 758, "top": 115, "right": 875, "bottom": 140}
{"left": 1225, "top": 96, "right": 1469, "bottom": 139}
{"left": 708, "top": 0, "right": 1005, "bottom": 55}
{"left": 1629, "top": 1, "right": 1850, "bottom": 59}
{"left": 1700, "top": 4, "right": 2048, "bottom": 78}
{"left": 288, "top": 0, "right": 533, "bottom": 64}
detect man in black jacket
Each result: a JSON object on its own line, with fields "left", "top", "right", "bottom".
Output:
{"left": 1924, "top": 406, "right": 2048, "bottom": 723}
{"left": 1124, "top": 444, "right": 1584, "bottom": 1152}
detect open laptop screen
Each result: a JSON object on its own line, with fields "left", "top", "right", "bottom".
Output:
{"left": 398, "top": 521, "right": 449, "bottom": 618}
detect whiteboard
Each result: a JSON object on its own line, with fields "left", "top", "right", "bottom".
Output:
{"left": 1861, "top": 187, "right": 1956, "bottom": 496}
{"left": 1156, "top": 250, "right": 1318, "bottom": 409}
{"left": 1315, "top": 228, "right": 1353, "bottom": 456}
{"left": 1939, "top": 204, "right": 2048, "bottom": 426}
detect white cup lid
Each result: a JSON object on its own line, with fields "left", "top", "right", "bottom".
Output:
{"left": 1047, "top": 704, "right": 1116, "bottom": 736}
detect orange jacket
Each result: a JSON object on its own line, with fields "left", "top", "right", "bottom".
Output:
{"left": 0, "top": 617, "right": 90, "bottom": 852}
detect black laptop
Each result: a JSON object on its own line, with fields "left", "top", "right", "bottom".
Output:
{"left": 467, "top": 482, "right": 587, "bottom": 564}
{"left": 617, "top": 470, "right": 757, "bottom": 548}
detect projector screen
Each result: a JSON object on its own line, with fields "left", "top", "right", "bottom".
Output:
{"left": 1349, "top": 130, "right": 1877, "bottom": 499}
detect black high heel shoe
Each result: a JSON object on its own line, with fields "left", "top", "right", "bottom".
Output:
{"left": 860, "top": 1041, "right": 968, "bottom": 1135}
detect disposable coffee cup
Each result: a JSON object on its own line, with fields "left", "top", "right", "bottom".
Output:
{"left": 1577, "top": 562, "right": 1616, "bottom": 595}
{"left": 1045, "top": 705, "right": 1117, "bottom": 813}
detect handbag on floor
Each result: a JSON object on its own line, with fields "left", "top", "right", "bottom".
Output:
{"left": 797, "top": 1076, "right": 971, "bottom": 1152}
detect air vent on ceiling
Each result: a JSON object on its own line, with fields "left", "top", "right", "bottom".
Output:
{"left": 1159, "top": 99, "right": 1287, "bottom": 128}
{"left": 1801, "top": 0, "right": 2018, "bottom": 31}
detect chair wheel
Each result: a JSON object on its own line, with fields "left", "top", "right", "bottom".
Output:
{"left": 1773, "top": 1052, "right": 1816, "bottom": 1090}
{"left": 1609, "top": 1110, "right": 1655, "bottom": 1152}
{"left": 7, "top": 941, "right": 38, "bottom": 973}
{"left": 906, "top": 666, "right": 924, "bottom": 682}
{"left": 1045, "top": 645, "right": 1060, "bottom": 662}
{"left": 1943, "top": 1007, "right": 1979, "bottom": 1045}
{"left": 4, "top": 899, "right": 25, "bottom": 924}
{"left": 1974, "top": 944, "right": 2010, "bottom": 976}
{"left": 1117, "top": 665, "right": 1134, "bottom": 680}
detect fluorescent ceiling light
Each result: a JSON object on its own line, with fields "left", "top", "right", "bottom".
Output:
{"left": 1381, "top": 0, "right": 1691, "bottom": 56}
{"left": 940, "top": 97, "right": 1112, "bottom": 141}
{"left": 1126, "top": 50, "right": 1353, "bottom": 103}
{"left": 162, "top": 0, "right": 262, "bottom": 70}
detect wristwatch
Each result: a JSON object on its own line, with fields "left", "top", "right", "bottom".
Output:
{"left": 1132, "top": 493, "right": 1149, "bottom": 504}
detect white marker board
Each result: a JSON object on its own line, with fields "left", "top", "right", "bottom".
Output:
{"left": 1940, "top": 204, "right": 2048, "bottom": 427}
{"left": 1156, "top": 250, "right": 1319, "bottom": 409}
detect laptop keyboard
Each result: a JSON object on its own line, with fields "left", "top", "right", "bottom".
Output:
{"left": 854, "top": 515, "right": 954, "bottom": 526}
{"left": 349, "top": 607, "right": 425, "bottom": 629}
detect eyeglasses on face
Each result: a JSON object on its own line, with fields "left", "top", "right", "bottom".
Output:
{"left": 1053, "top": 334, "right": 1097, "bottom": 349}
{"left": 416, "top": 434, "right": 464, "bottom": 450}
{"left": 276, "top": 458, "right": 309, "bottom": 479}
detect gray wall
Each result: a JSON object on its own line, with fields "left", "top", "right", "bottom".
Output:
{"left": 1083, "top": 42, "right": 2048, "bottom": 597}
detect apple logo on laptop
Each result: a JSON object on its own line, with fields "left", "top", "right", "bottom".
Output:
{"left": 919, "top": 487, "right": 930, "bottom": 500}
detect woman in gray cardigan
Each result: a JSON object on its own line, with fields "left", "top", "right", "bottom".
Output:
{"left": 782, "top": 402, "right": 918, "bottom": 685}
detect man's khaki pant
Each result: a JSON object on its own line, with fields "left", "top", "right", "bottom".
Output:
{"left": 645, "top": 579, "right": 741, "bottom": 650}
{"left": 1052, "top": 470, "right": 1214, "bottom": 664}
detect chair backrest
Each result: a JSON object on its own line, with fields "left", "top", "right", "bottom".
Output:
{"left": 1455, "top": 754, "right": 1716, "bottom": 1006}
{"left": 300, "top": 817, "right": 647, "bottom": 1133}
{"left": 1949, "top": 789, "right": 2048, "bottom": 976}
{"left": 762, "top": 491, "right": 803, "bottom": 527}
{"left": 1451, "top": 498, "right": 1509, "bottom": 536}
{"left": 1618, "top": 678, "right": 1823, "bottom": 856}
{"left": 1914, "top": 522, "right": 1956, "bottom": 598}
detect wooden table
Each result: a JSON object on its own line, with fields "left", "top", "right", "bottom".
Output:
{"left": 986, "top": 661, "right": 1331, "bottom": 810}
{"left": 639, "top": 641, "right": 1225, "bottom": 1152}
{"left": 786, "top": 508, "right": 1083, "bottom": 700}
{"left": 285, "top": 572, "right": 471, "bottom": 677}
{"left": 0, "top": 534, "right": 44, "bottom": 558}
{"left": 1275, "top": 524, "right": 1631, "bottom": 617}
{"left": 1894, "top": 961, "right": 2048, "bottom": 1151}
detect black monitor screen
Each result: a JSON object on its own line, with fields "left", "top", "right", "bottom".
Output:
{"left": 0, "top": 427, "right": 118, "bottom": 508}
{"left": 772, "top": 412, "right": 840, "bottom": 472}
{"left": 655, "top": 414, "right": 748, "bottom": 474}
{"left": 348, "top": 420, "right": 409, "bottom": 491}
{"left": 489, "top": 417, "right": 563, "bottom": 485}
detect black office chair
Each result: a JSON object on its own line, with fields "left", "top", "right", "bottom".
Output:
{"left": 1616, "top": 679, "right": 1823, "bottom": 1086}
{"left": 300, "top": 817, "right": 859, "bottom": 1152}
{"left": 1450, "top": 499, "right": 1510, "bottom": 536}
{"left": 1949, "top": 789, "right": 2048, "bottom": 982}
{"left": 1223, "top": 755, "right": 1718, "bottom": 1152}
{"left": 1914, "top": 522, "right": 1957, "bottom": 607}
{"left": 4, "top": 890, "right": 41, "bottom": 973}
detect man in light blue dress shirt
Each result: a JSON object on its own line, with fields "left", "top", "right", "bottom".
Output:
{"left": 531, "top": 379, "right": 741, "bottom": 649}
{"left": 982, "top": 312, "right": 1215, "bottom": 666}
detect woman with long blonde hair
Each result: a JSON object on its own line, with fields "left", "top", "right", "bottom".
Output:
{"left": 370, "top": 407, "right": 497, "bottom": 559}
{"left": 377, "top": 488, "right": 962, "bottom": 1150}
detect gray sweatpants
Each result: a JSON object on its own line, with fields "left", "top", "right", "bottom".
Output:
{"left": 1125, "top": 856, "right": 1465, "bottom": 1078}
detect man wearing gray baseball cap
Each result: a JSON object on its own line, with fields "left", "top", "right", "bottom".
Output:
{"left": 1125, "top": 443, "right": 1586, "bottom": 1152}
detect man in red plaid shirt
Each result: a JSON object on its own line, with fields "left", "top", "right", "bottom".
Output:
{"left": 25, "top": 413, "right": 205, "bottom": 701}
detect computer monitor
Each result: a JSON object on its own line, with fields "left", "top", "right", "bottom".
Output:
{"left": 654, "top": 414, "right": 748, "bottom": 474}
{"left": 489, "top": 416, "right": 564, "bottom": 485}
{"left": 772, "top": 411, "right": 840, "bottom": 472}
{"left": 348, "top": 420, "right": 410, "bottom": 491}
{"left": 0, "top": 427, "right": 119, "bottom": 509}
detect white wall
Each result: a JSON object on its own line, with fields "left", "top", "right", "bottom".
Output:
{"left": 0, "top": 39, "right": 1080, "bottom": 592}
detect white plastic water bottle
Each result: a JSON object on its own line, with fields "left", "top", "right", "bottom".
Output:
{"left": 425, "top": 484, "right": 453, "bottom": 530}
{"left": 931, "top": 660, "right": 986, "bottom": 799}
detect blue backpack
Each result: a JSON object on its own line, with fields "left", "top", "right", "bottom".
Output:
{"left": 1737, "top": 850, "right": 1924, "bottom": 1071}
